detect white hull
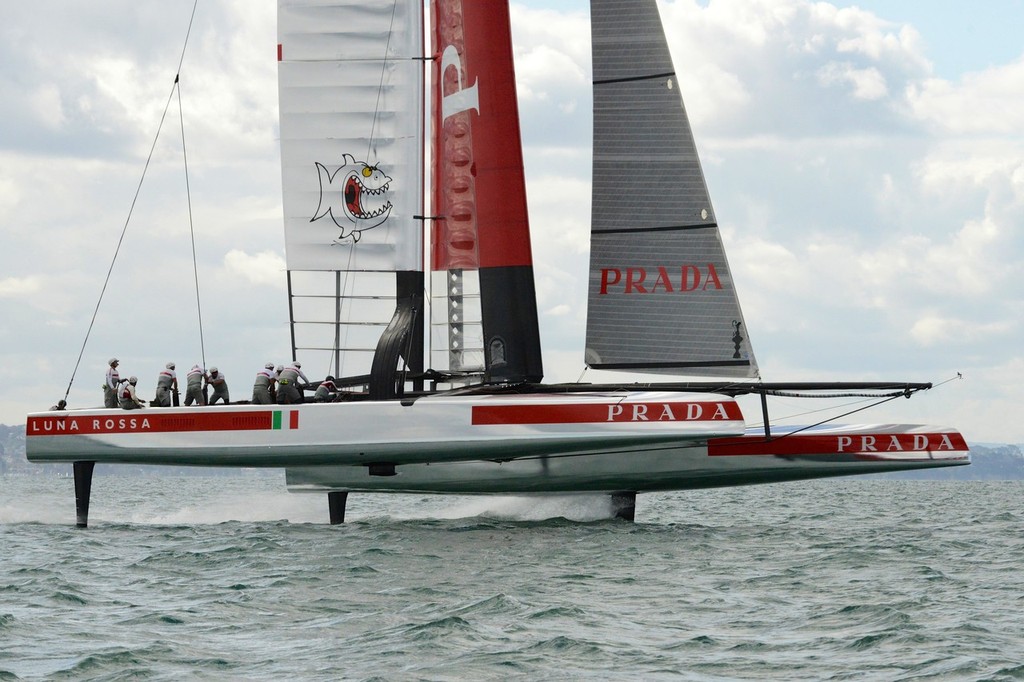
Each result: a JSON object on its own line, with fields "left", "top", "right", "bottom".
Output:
{"left": 285, "top": 423, "right": 970, "bottom": 494}
{"left": 26, "top": 392, "right": 969, "bottom": 494}
{"left": 25, "top": 391, "right": 745, "bottom": 467}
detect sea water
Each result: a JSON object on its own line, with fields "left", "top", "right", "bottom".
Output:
{"left": 1, "top": 474, "right": 1022, "bottom": 681}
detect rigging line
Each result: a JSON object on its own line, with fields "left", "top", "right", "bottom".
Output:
{"left": 367, "top": 0, "right": 401, "bottom": 160}
{"left": 750, "top": 394, "right": 889, "bottom": 427}
{"left": 750, "top": 393, "right": 906, "bottom": 441}
{"left": 745, "top": 384, "right": 930, "bottom": 426}
{"left": 61, "top": 0, "right": 201, "bottom": 404}
{"left": 174, "top": 0, "right": 201, "bottom": 77}
{"left": 177, "top": 77, "right": 206, "bottom": 371}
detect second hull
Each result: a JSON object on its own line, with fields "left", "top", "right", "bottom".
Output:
{"left": 286, "top": 423, "right": 970, "bottom": 494}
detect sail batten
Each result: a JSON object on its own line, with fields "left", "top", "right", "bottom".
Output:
{"left": 585, "top": 0, "right": 758, "bottom": 379}
{"left": 594, "top": 71, "right": 676, "bottom": 85}
{"left": 594, "top": 225, "right": 719, "bottom": 234}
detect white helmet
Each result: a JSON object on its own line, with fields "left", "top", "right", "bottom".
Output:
{"left": 210, "top": 366, "right": 218, "bottom": 373}
{"left": 109, "top": 358, "right": 119, "bottom": 365}
{"left": 129, "top": 376, "right": 138, "bottom": 384}
{"left": 265, "top": 362, "right": 275, "bottom": 370}
{"left": 294, "top": 361, "right": 302, "bottom": 368}
{"left": 166, "top": 362, "right": 175, "bottom": 369}
{"left": 276, "top": 365, "right": 283, "bottom": 372}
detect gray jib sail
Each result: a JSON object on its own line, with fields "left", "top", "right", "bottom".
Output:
{"left": 584, "top": 0, "right": 758, "bottom": 378}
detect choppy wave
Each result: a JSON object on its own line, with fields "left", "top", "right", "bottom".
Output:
{"left": 1, "top": 475, "right": 1022, "bottom": 680}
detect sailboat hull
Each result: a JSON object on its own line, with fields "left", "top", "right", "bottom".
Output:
{"left": 284, "top": 423, "right": 969, "bottom": 494}
{"left": 25, "top": 391, "right": 746, "bottom": 468}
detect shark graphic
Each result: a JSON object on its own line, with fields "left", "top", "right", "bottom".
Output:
{"left": 311, "top": 154, "right": 394, "bottom": 242}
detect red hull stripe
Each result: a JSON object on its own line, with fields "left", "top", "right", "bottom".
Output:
{"left": 27, "top": 410, "right": 294, "bottom": 436}
{"left": 472, "top": 401, "right": 742, "bottom": 425}
{"left": 707, "top": 432, "right": 969, "bottom": 456}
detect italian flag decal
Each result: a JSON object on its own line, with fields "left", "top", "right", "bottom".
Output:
{"left": 273, "top": 410, "right": 300, "bottom": 430}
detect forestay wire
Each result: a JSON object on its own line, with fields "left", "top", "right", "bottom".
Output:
{"left": 61, "top": 0, "right": 202, "bottom": 404}
{"left": 178, "top": 76, "right": 207, "bottom": 372}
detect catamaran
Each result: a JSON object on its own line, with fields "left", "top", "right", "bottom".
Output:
{"left": 25, "top": 0, "right": 969, "bottom": 527}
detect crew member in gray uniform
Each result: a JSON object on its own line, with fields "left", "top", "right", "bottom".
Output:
{"left": 184, "top": 364, "right": 207, "bottom": 406}
{"left": 208, "top": 367, "right": 229, "bottom": 405}
{"left": 273, "top": 365, "right": 284, "bottom": 403}
{"left": 276, "top": 362, "right": 309, "bottom": 404}
{"left": 119, "top": 376, "right": 145, "bottom": 410}
{"left": 313, "top": 376, "right": 338, "bottom": 403}
{"left": 252, "top": 363, "right": 276, "bottom": 405}
{"left": 154, "top": 362, "right": 178, "bottom": 407}
{"left": 104, "top": 358, "right": 121, "bottom": 408}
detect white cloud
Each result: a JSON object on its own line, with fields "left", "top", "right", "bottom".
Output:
{"left": 223, "top": 250, "right": 287, "bottom": 288}
{"left": 907, "top": 58, "right": 1024, "bottom": 134}
{"left": 0, "top": 175, "right": 20, "bottom": 214}
{"left": 817, "top": 62, "right": 888, "bottom": 100}
{"left": 909, "top": 314, "right": 1014, "bottom": 347}
{"left": 28, "top": 84, "right": 66, "bottom": 130}
{"left": 0, "top": 276, "right": 42, "bottom": 298}
{"left": 916, "top": 148, "right": 1024, "bottom": 193}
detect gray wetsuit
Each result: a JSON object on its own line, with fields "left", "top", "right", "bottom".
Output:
{"left": 252, "top": 368, "right": 275, "bottom": 405}
{"left": 208, "top": 372, "right": 229, "bottom": 405}
{"left": 184, "top": 367, "right": 206, "bottom": 406}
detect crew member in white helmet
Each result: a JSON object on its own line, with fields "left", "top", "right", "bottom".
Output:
{"left": 208, "top": 367, "right": 229, "bottom": 405}
{"left": 276, "top": 361, "right": 309, "bottom": 404}
{"left": 273, "top": 365, "right": 284, "bottom": 402}
{"left": 252, "top": 363, "right": 277, "bottom": 405}
{"left": 154, "top": 362, "right": 178, "bottom": 407}
{"left": 119, "top": 376, "right": 145, "bottom": 410}
{"left": 184, "top": 364, "right": 207, "bottom": 406}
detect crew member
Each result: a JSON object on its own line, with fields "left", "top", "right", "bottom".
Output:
{"left": 252, "top": 362, "right": 277, "bottom": 405}
{"left": 119, "top": 376, "right": 145, "bottom": 410}
{"left": 50, "top": 399, "right": 67, "bottom": 411}
{"left": 272, "top": 365, "right": 284, "bottom": 403}
{"left": 276, "top": 361, "right": 308, "bottom": 404}
{"left": 208, "top": 367, "right": 230, "bottom": 405}
{"left": 184, "top": 364, "right": 207, "bottom": 406}
{"left": 154, "top": 362, "right": 178, "bottom": 407}
{"left": 104, "top": 358, "right": 121, "bottom": 408}
{"left": 313, "top": 376, "right": 338, "bottom": 403}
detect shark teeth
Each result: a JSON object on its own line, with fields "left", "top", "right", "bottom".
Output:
{"left": 362, "top": 182, "right": 390, "bottom": 196}
{"left": 352, "top": 180, "right": 391, "bottom": 219}
{"left": 354, "top": 201, "right": 393, "bottom": 219}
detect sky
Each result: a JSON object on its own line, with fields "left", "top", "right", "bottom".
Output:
{"left": 0, "top": 0, "right": 1021, "bottom": 443}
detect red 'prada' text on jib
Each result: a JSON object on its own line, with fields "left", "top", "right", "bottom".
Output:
{"left": 599, "top": 265, "right": 723, "bottom": 294}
